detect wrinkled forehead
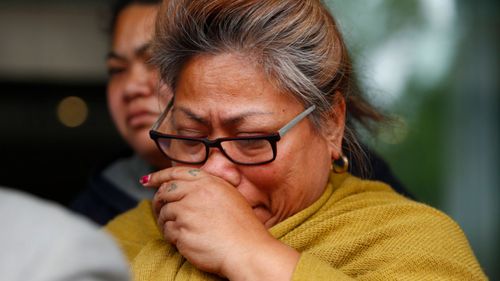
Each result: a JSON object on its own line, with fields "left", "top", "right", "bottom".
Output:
{"left": 172, "top": 53, "right": 297, "bottom": 108}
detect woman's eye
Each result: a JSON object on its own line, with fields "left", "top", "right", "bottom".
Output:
{"left": 177, "top": 129, "right": 205, "bottom": 138}
{"left": 107, "top": 67, "right": 126, "bottom": 76}
{"left": 237, "top": 139, "right": 268, "bottom": 149}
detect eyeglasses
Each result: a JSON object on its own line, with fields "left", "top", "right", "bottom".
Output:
{"left": 149, "top": 105, "right": 316, "bottom": 165}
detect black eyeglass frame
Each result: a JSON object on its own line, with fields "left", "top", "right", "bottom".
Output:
{"left": 149, "top": 131, "right": 281, "bottom": 165}
{"left": 149, "top": 105, "right": 316, "bottom": 166}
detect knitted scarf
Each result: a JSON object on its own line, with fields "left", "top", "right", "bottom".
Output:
{"left": 105, "top": 173, "right": 486, "bottom": 280}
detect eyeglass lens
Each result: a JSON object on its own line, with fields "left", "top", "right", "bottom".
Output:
{"left": 155, "top": 137, "right": 274, "bottom": 164}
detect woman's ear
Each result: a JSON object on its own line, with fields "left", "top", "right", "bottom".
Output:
{"left": 324, "top": 91, "right": 346, "bottom": 160}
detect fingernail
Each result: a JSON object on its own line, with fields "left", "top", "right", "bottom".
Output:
{"left": 140, "top": 175, "right": 150, "bottom": 185}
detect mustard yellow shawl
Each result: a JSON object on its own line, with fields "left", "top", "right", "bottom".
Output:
{"left": 105, "top": 173, "right": 487, "bottom": 280}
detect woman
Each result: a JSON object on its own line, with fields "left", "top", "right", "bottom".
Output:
{"left": 71, "top": 0, "right": 171, "bottom": 225}
{"left": 72, "top": 0, "right": 406, "bottom": 226}
{"left": 106, "top": 0, "right": 486, "bottom": 280}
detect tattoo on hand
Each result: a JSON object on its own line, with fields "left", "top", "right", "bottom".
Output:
{"left": 188, "top": 169, "right": 201, "bottom": 177}
{"left": 167, "top": 183, "right": 178, "bottom": 192}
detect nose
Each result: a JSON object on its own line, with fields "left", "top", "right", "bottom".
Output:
{"left": 123, "top": 63, "right": 156, "bottom": 102}
{"left": 200, "top": 149, "right": 242, "bottom": 187}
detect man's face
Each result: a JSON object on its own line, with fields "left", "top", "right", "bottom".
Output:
{"left": 106, "top": 4, "right": 170, "bottom": 167}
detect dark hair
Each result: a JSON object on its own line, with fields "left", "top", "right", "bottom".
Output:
{"left": 109, "top": 0, "right": 161, "bottom": 35}
{"left": 152, "top": 0, "right": 386, "bottom": 176}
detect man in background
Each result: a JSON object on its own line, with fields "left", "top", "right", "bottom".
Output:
{"left": 71, "top": 0, "right": 169, "bottom": 225}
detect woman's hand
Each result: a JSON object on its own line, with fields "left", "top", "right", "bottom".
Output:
{"left": 149, "top": 166, "right": 261, "bottom": 275}
{"left": 142, "top": 167, "right": 299, "bottom": 280}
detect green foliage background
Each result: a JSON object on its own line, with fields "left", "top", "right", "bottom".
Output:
{"left": 326, "top": 0, "right": 499, "bottom": 278}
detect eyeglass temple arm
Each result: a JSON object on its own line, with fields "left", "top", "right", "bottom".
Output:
{"left": 151, "top": 98, "right": 175, "bottom": 131}
{"left": 152, "top": 104, "right": 315, "bottom": 134}
{"left": 278, "top": 105, "right": 316, "bottom": 136}
{"left": 151, "top": 106, "right": 170, "bottom": 131}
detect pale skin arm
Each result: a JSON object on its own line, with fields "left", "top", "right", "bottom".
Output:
{"left": 141, "top": 167, "right": 300, "bottom": 281}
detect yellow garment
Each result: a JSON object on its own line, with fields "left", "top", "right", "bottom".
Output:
{"left": 105, "top": 173, "right": 487, "bottom": 280}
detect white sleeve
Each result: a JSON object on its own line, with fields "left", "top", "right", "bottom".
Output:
{"left": 0, "top": 188, "right": 130, "bottom": 281}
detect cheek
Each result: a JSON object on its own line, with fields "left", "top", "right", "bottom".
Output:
{"left": 148, "top": 69, "right": 161, "bottom": 87}
{"left": 239, "top": 163, "right": 288, "bottom": 205}
{"left": 107, "top": 84, "right": 125, "bottom": 122}
{"left": 239, "top": 132, "right": 309, "bottom": 195}
{"left": 251, "top": 133, "right": 330, "bottom": 206}
{"left": 244, "top": 166, "right": 282, "bottom": 188}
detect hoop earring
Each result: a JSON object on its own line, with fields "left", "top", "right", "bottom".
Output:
{"left": 332, "top": 155, "right": 349, "bottom": 174}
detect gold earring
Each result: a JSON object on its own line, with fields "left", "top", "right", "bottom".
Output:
{"left": 332, "top": 155, "right": 349, "bottom": 173}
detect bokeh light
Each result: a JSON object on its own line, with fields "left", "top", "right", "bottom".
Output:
{"left": 57, "top": 96, "right": 88, "bottom": 128}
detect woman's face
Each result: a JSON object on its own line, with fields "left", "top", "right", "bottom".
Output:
{"left": 166, "top": 53, "right": 341, "bottom": 228}
{"left": 107, "top": 4, "right": 170, "bottom": 167}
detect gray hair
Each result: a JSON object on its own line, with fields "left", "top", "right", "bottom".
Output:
{"left": 151, "top": 0, "right": 385, "bottom": 171}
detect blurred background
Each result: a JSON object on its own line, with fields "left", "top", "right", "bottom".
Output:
{"left": 0, "top": 0, "right": 497, "bottom": 278}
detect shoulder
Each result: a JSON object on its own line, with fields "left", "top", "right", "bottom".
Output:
{"left": 320, "top": 174, "right": 469, "bottom": 244}
{"left": 0, "top": 188, "right": 130, "bottom": 281}
{"left": 71, "top": 153, "right": 154, "bottom": 225}
{"left": 106, "top": 200, "right": 158, "bottom": 235}
{"left": 71, "top": 171, "right": 137, "bottom": 225}
{"left": 105, "top": 200, "right": 162, "bottom": 261}
{"left": 291, "top": 175, "right": 486, "bottom": 279}
{"left": 0, "top": 187, "right": 101, "bottom": 233}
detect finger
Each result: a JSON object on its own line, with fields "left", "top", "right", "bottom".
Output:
{"left": 156, "top": 201, "right": 178, "bottom": 228}
{"left": 154, "top": 181, "right": 189, "bottom": 206}
{"left": 152, "top": 186, "right": 168, "bottom": 217}
{"left": 162, "top": 220, "right": 179, "bottom": 245}
{"left": 141, "top": 167, "right": 204, "bottom": 188}
{"left": 157, "top": 202, "right": 183, "bottom": 245}
{"left": 152, "top": 182, "right": 174, "bottom": 215}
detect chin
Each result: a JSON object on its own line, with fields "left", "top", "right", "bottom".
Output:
{"left": 129, "top": 137, "right": 157, "bottom": 156}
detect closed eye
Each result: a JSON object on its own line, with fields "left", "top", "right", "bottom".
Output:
{"left": 176, "top": 129, "right": 206, "bottom": 138}
{"left": 107, "top": 66, "right": 126, "bottom": 76}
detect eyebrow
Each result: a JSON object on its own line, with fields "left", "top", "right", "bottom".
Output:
{"left": 173, "top": 106, "right": 272, "bottom": 128}
{"left": 106, "top": 42, "right": 152, "bottom": 61}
